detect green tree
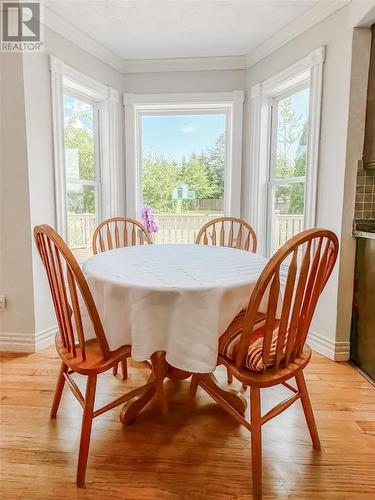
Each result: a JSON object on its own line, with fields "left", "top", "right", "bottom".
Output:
{"left": 141, "top": 132, "right": 226, "bottom": 213}
{"left": 142, "top": 153, "right": 179, "bottom": 212}
{"left": 277, "top": 97, "right": 304, "bottom": 173}
{"left": 288, "top": 121, "right": 308, "bottom": 214}
{"left": 205, "top": 132, "right": 225, "bottom": 198}
{"left": 275, "top": 97, "right": 307, "bottom": 215}
{"left": 64, "top": 111, "right": 96, "bottom": 213}
{"left": 180, "top": 153, "right": 214, "bottom": 199}
{"left": 64, "top": 113, "right": 95, "bottom": 180}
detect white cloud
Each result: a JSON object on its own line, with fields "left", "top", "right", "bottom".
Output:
{"left": 180, "top": 123, "right": 197, "bottom": 134}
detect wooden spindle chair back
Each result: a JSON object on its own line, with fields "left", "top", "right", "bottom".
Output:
{"left": 34, "top": 224, "right": 110, "bottom": 361}
{"left": 236, "top": 228, "right": 339, "bottom": 371}
{"left": 34, "top": 224, "right": 152, "bottom": 487}
{"left": 92, "top": 217, "right": 152, "bottom": 254}
{"left": 196, "top": 217, "right": 257, "bottom": 252}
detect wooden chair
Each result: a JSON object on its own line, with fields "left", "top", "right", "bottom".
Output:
{"left": 196, "top": 216, "right": 257, "bottom": 384}
{"left": 34, "top": 225, "right": 152, "bottom": 487}
{"left": 195, "top": 216, "right": 257, "bottom": 253}
{"left": 92, "top": 217, "right": 152, "bottom": 254}
{"left": 92, "top": 217, "right": 152, "bottom": 378}
{"left": 190, "top": 228, "right": 339, "bottom": 500}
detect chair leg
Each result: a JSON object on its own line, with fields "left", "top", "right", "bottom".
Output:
{"left": 121, "top": 358, "right": 128, "bottom": 380}
{"left": 50, "top": 362, "right": 68, "bottom": 419}
{"left": 112, "top": 363, "right": 118, "bottom": 376}
{"left": 227, "top": 366, "right": 233, "bottom": 384}
{"left": 76, "top": 375, "right": 97, "bottom": 487}
{"left": 250, "top": 387, "right": 262, "bottom": 500}
{"left": 295, "top": 371, "right": 321, "bottom": 450}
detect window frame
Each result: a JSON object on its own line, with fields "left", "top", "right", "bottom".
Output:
{"left": 63, "top": 91, "right": 102, "bottom": 249}
{"left": 123, "top": 91, "right": 244, "bottom": 219}
{"left": 267, "top": 82, "right": 310, "bottom": 255}
{"left": 50, "top": 56, "right": 119, "bottom": 245}
{"left": 248, "top": 47, "right": 325, "bottom": 256}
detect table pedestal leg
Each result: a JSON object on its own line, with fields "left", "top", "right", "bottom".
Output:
{"left": 120, "top": 384, "right": 157, "bottom": 425}
{"left": 191, "top": 373, "right": 248, "bottom": 417}
{"left": 120, "top": 352, "right": 168, "bottom": 425}
{"left": 120, "top": 353, "right": 248, "bottom": 425}
{"left": 151, "top": 351, "right": 168, "bottom": 415}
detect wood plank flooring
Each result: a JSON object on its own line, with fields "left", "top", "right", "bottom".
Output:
{"left": 1, "top": 348, "right": 374, "bottom": 499}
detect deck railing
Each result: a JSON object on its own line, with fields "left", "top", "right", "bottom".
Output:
{"left": 153, "top": 214, "right": 219, "bottom": 244}
{"left": 274, "top": 213, "right": 304, "bottom": 249}
{"left": 67, "top": 213, "right": 97, "bottom": 249}
{"left": 67, "top": 212, "right": 304, "bottom": 250}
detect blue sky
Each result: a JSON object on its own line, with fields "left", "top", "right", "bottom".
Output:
{"left": 142, "top": 114, "right": 226, "bottom": 163}
{"left": 291, "top": 87, "right": 309, "bottom": 121}
{"left": 64, "top": 95, "right": 93, "bottom": 133}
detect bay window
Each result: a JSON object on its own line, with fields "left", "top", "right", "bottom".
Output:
{"left": 50, "top": 57, "right": 119, "bottom": 260}
{"left": 249, "top": 47, "right": 324, "bottom": 257}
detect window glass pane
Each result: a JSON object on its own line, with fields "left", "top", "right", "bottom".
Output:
{"left": 64, "top": 95, "right": 95, "bottom": 181}
{"left": 63, "top": 94, "right": 98, "bottom": 260}
{"left": 275, "top": 87, "right": 309, "bottom": 179}
{"left": 66, "top": 183, "right": 97, "bottom": 253}
{"left": 141, "top": 113, "right": 226, "bottom": 243}
{"left": 271, "top": 182, "right": 305, "bottom": 254}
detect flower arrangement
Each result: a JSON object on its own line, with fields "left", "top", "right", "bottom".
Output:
{"left": 140, "top": 205, "right": 159, "bottom": 239}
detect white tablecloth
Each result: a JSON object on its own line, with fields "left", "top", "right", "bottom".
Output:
{"left": 82, "top": 244, "right": 269, "bottom": 373}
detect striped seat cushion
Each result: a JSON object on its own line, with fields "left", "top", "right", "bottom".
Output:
{"left": 219, "top": 312, "right": 282, "bottom": 372}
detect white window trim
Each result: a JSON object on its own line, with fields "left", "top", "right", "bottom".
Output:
{"left": 123, "top": 91, "right": 244, "bottom": 219}
{"left": 50, "top": 56, "right": 120, "bottom": 241}
{"left": 248, "top": 46, "right": 325, "bottom": 256}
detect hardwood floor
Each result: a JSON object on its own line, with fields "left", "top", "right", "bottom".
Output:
{"left": 1, "top": 348, "right": 374, "bottom": 499}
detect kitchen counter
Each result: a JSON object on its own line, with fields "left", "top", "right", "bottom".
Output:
{"left": 353, "top": 219, "right": 375, "bottom": 240}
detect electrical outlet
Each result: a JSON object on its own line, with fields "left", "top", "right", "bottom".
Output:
{"left": 0, "top": 295, "right": 6, "bottom": 310}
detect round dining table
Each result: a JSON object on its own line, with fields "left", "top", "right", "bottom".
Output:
{"left": 82, "top": 243, "right": 269, "bottom": 422}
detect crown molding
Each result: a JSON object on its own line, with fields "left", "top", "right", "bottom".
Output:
{"left": 43, "top": 0, "right": 349, "bottom": 75}
{"left": 43, "top": 4, "right": 125, "bottom": 72}
{"left": 245, "top": 0, "right": 350, "bottom": 69}
{"left": 122, "top": 55, "right": 246, "bottom": 73}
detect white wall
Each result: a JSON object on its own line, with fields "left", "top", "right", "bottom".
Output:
{"left": 0, "top": 27, "right": 127, "bottom": 350}
{"left": 23, "top": 52, "right": 57, "bottom": 340}
{"left": 0, "top": 53, "right": 36, "bottom": 347}
{"left": 123, "top": 69, "right": 245, "bottom": 94}
{"left": 244, "top": 3, "right": 374, "bottom": 358}
{"left": 337, "top": 27, "right": 372, "bottom": 345}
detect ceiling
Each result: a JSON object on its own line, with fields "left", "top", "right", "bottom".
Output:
{"left": 44, "top": 0, "right": 346, "bottom": 63}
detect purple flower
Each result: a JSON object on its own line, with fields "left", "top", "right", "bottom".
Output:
{"left": 140, "top": 205, "right": 159, "bottom": 233}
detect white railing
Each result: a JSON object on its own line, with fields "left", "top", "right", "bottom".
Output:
{"left": 67, "top": 213, "right": 96, "bottom": 249}
{"left": 153, "top": 214, "right": 219, "bottom": 244}
{"left": 67, "top": 212, "right": 304, "bottom": 250}
{"left": 274, "top": 214, "right": 304, "bottom": 249}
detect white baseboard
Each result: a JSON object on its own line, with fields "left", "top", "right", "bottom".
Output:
{"left": 1, "top": 325, "right": 350, "bottom": 361}
{"left": 0, "top": 332, "right": 36, "bottom": 352}
{"left": 308, "top": 330, "right": 350, "bottom": 361}
{"left": 0, "top": 326, "right": 57, "bottom": 353}
{"left": 35, "top": 326, "right": 57, "bottom": 351}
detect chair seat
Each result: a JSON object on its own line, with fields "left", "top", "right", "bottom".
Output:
{"left": 218, "top": 345, "right": 312, "bottom": 388}
{"left": 55, "top": 335, "right": 131, "bottom": 375}
{"left": 219, "top": 312, "right": 282, "bottom": 372}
